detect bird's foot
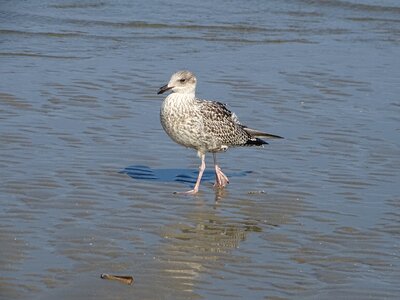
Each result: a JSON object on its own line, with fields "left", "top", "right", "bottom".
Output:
{"left": 214, "top": 165, "right": 229, "bottom": 188}
{"left": 173, "top": 188, "right": 199, "bottom": 195}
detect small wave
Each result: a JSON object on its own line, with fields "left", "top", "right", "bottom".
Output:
{"left": 300, "top": 0, "right": 400, "bottom": 13}
{"left": 0, "top": 52, "right": 89, "bottom": 59}
{"left": 50, "top": 2, "right": 106, "bottom": 9}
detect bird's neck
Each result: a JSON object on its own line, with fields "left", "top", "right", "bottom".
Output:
{"left": 162, "top": 92, "right": 196, "bottom": 113}
{"left": 166, "top": 92, "right": 195, "bottom": 104}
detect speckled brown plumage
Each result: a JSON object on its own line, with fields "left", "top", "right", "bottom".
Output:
{"left": 158, "top": 70, "right": 282, "bottom": 194}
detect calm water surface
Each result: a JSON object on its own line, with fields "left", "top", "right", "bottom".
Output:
{"left": 1, "top": 0, "right": 399, "bottom": 299}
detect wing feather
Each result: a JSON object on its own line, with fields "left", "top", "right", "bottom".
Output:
{"left": 196, "top": 99, "right": 250, "bottom": 147}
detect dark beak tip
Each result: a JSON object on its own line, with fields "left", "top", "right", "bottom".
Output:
{"left": 157, "top": 85, "right": 173, "bottom": 95}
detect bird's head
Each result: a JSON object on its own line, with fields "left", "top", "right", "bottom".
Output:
{"left": 157, "top": 70, "right": 197, "bottom": 95}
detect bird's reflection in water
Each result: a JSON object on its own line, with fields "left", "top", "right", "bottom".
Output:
{"left": 213, "top": 187, "right": 228, "bottom": 202}
{"left": 157, "top": 206, "right": 265, "bottom": 293}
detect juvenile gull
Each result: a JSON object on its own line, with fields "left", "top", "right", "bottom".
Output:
{"left": 158, "top": 70, "right": 282, "bottom": 194}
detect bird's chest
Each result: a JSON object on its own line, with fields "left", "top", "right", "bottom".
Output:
{"left": 161, "top": 101, "right": 192, "bottom": 128}
{"left": 160, "top": 99, "right": 202, "bottom": 147}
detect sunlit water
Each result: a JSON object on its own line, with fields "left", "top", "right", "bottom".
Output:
{"left": 1, "top": 1, "right": 399, "bottom": 299}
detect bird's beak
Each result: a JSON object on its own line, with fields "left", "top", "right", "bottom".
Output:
{"left": 157, "top": 84, "right": 173, "bottom": 95}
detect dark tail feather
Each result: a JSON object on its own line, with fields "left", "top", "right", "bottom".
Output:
{"left": 244, "top": 137, "right": 268, "bottom": 146}
{"left": 244, "top": 127, "right": 283, "bottom": 139}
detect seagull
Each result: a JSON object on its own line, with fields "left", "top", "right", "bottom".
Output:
{"left": 158, "top": 70, "right": 282, "bottom": 194}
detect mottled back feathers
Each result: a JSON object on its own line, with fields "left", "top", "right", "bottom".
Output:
{"left": 196, "top": 99, "right": 254, "bottom": 147}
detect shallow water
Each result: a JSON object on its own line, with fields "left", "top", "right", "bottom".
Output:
{"left": 1, "top": 0, "right": 400, "bottom": 299}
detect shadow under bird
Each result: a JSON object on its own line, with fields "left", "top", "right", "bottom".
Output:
{"left": 158, "top": 70, "right": 282, "bottom": 194}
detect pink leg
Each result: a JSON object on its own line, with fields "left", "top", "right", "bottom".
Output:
{"left": 213, "top": 153, "right": 229, "bottom": 188}
{"left": 175, "top": 153, "right": 206, "bottom": 195}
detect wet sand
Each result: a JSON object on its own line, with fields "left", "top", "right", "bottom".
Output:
{"left": 1, "top": 1, "right": 400, "bottom": 299}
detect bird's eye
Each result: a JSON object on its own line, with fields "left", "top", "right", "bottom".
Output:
{"left": 179, "top": 78, "right": 186, "bottom": 83}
